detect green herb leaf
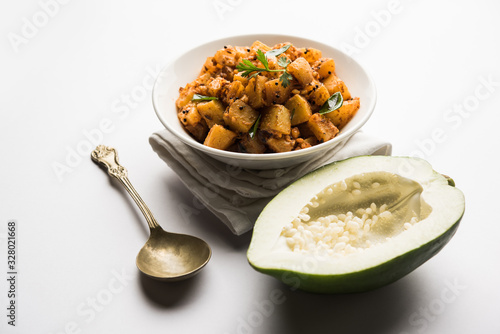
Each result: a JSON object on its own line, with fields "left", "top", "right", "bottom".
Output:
{"left": 236, "top": 57, "right": 268, "bottom": 77}
{"left": 256, "top": 49, "right": 269, "bottom": 70}
{"left": 277, "top": 56, "right": 290, "bottom": 68}
{"left": 266, "top": 44, "right": 291, "bottom": 58}
{"left": 236, "top": 49, "right": 291, "bottom": 80}
{"left": 279, "top": 71, "right": 293, "bottom": 88}
{"left": 236, "top": 60, "right": 255, "bottom": 77}
{"left": 277, "top": 56, "right": 292, "bottom": 87}
{"left": 318, "top": 92, "right": 343, "bottom": 114}
{"left": 242, "top": 59, "right": 254, "bottom": 67}
{"left": 192, "top": 94, "right": 218, "bottom": 101}
{"left": 249, "top": 114, "right": 261, "bottom": 139}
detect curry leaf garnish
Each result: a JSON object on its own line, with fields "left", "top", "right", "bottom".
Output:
{"left": 192, "top": 94, "right": 218, "bottom": 101}
{"left": 249, "top": 114, "right": 261, "bottom": 139}
{"left": 236, "top": 49, "right": 293, "bottom": 88}
{"left": 265, "top": 44, "right": 291, "bottom": 58}
{"left": 318, "top": 92, "right": 343, "bottom": 115}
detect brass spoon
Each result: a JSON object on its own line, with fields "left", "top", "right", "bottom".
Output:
{"left": 91, "top": 145, "right": 211, "bottom": 281}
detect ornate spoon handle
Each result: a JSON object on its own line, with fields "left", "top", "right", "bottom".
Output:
{"left": 91, "top": 145, "right": 160, "bottom": 230}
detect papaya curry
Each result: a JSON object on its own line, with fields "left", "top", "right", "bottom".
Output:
{"left": 175, "top": 41, "right": 360, "bottom": 153}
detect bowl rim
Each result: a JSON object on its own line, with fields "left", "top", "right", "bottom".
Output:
{"left": 152, "top": 33, "right": 377, "bottom": 162}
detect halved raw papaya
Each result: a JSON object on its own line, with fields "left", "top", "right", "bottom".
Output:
{"left": 247, "top": 156, "right": 465, "bottom": 293}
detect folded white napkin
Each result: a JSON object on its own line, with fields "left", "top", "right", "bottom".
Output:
{"left": 149, "top": 130, "right": 392, "bottom": 235}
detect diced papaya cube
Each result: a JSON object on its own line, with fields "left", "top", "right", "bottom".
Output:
{"left": 313, "top": 58, "right": 336, "bottom": 80}
{"left": 265, "top": 78, "right": 292, "bottom": 105}
{"left": 203, "top": 124, "right": 237, "bottom": 150}
{"left": 322, "top": 75, "right": 352, "bottom": 100}
{"left": 187, "top": 123, "right": 208, "bottom": 142}
{"left": 233, "top": 72, "right": 248, "bottom": 86}
{"left": 238, "top": 133, "right": 266, "bottom": 153}
{"left": 298, "top": 47, "right": 322, "bottom": 64}
{"left": 207, "top": 77, "right": 230, "bottom": 98}
{"left": 260, "top": 105, "right": 291, "bottom": 136}
{"left": 176, "top": 87, "right": 195, "bottom": 109}
{"left": 324, "top": 98, "right": 360, "bottom": 130}
{"left": 285, "top": 94, "right": 312, "bottom": 126}
{"left": 234, "top": 46, "right": 251, "bottom": 59}
{"left": 213, "top": 47, "right": 238, "bottom": 67}
{"left": 308, "top": 113, "right": 339, "bottom": 142}
{"left": 223, "top": 100, "right": 259, "bottom": 133}
{"left": 266, "top": 56, "right": 279, "bottom": 71}
{"left": 271, "top": 42, "right": 298, "bottom": 61}
{"left": 251, "top": 40, "right": 272, "bottom": 53}
{"left": 200, "top": 57, "right": 218, "bottom": 75}
{"left": 303, "top": 136, "right": 318, "bottom": 146}
{"left": 195, "top": 72, "right": 212, "bottom": 85}
{"left": 196, "top": 100, "right": 225, "bottom": 128}
{"left": 297, "top": 122, "right": 315, "bottom": 138}
{"left": 245, "top": 75, "right": 267, "bottom": 109}
{"left": 265, "top": 135, "right": 296, "bottom": 153}
{"left": 295, "top": 136, "right": 318, "bottom": 150}
{"left": 287, "top": 57, "right": 314, "bottom": 86}
{"left": 178, "top": 103, "right": 208, "bottom": 142}
{"left": 302, "top": 81, "right": 330, "bottom": 111}
{"left": 178, "top": 103, "right": 200, "bottom": 125}
{"left": 222, "top": 81, "right": 245, "bottom": 105}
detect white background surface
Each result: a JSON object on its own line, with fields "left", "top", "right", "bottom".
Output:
{"left": 1, "top": 0, "right": 499, "bottom": 333}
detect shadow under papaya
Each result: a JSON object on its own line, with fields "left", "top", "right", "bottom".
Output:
{"left": 272, "top": 272, "right": 424, "bottom": 334}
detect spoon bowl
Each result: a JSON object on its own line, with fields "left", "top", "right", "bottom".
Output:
{"left": 91, "top": 145, "right": 211, "bottom": 281}
{"left": 137, "top": 229, "right": 211, "bottom": 281}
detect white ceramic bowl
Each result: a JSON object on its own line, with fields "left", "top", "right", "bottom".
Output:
{"left": 152, "top": 34, "right": 376, "bottom": 170}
